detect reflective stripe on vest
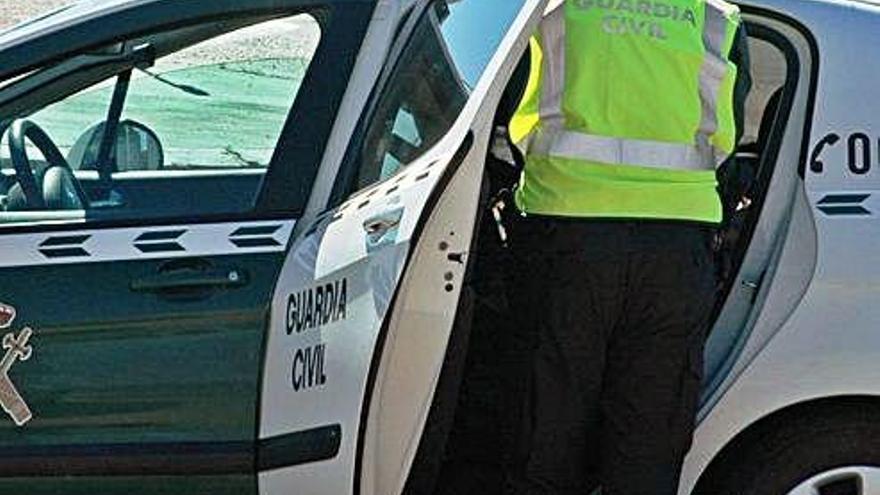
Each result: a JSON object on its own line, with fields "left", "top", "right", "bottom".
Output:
{"left": 529, "top": 1, "right": 738, "bottom": 171}
{"left": 698, "top": 0, "right": 739, "bottom": 142}
{"left": 537, "top": 6, "right": 566, "bottom": 131}
{"left": 529, "top": 128, "right": 715, "bottom": 171}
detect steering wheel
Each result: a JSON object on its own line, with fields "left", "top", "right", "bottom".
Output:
{"left": 8, "top": 119, "right": 88, "bottom": 210}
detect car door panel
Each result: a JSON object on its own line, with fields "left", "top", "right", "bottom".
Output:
{"left": 357, "top": 2, "right": 547, "bottom": 493}
{"left": 76, "top": 171, "right": 265, "bottom": 220}
{"left": 2, "top": 167, "right": 267, "bottom": 223}
{"left": 0, "top": 475, "right": 252, "bottom": 495}
{"left": 258, "top": 1, "right": 545, "bottom": 493}
{"left": 259, "top": 144, "right": 463, "bottom": 495}
{"left": 0, "top": 220, "right": 293, "bottom": 491}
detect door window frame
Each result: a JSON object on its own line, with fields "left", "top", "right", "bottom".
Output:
{"left": 327, "top": 0, "right": 435, "bottom": 207}
{"left": 700, "top": 8, "right": 820, "bottom": 412}
{"left": 0, "top": 2, "right": 374, "bottom": 234}
{"left": 328, "top": 0, "right": 529, "bottom": 208}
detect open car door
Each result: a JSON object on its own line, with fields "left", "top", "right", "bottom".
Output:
{"left": 258, "top": 0, "right": 547, "bottom": 494}
{"left": 355, "top": 0, "right": 549, "bottom": 493}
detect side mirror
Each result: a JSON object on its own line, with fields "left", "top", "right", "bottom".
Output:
{"left": 68, "top": 119, "right": 164, "bottom": 172}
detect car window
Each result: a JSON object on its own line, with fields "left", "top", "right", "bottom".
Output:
{"left": 122, "top": 17, "right": 319, "bottom": 170}
{"left": 0, "top": 14, "right": 325, "bottom": 225}
{"left": 353, "top": 0, "right": 525, "bottom": 191}
{"left": 27, "top": 16, "right": 320, "bottom": 171}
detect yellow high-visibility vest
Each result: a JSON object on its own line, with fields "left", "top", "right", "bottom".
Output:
{"left": 511, "top": 0, "right": 742, "bottom": 223}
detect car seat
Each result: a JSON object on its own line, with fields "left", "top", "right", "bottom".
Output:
{"left": 716, "top": 87, "right": 783, "bottom": 295}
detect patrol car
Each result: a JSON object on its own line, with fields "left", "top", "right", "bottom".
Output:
{"left": 0, "top": 0, "right": 876, "bottom": 493}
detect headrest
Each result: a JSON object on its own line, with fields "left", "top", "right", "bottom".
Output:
{"left": 757, "top": 88, "right": 784, "bottom": 149}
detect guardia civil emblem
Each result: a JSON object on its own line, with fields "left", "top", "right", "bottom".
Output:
{"left": 0, "top": 303, "right": 33, "bottom": 427}
{"left": 0, "top": 303, "right": 14, "bottom": 330}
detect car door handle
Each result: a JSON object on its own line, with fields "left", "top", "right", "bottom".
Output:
{"left": 363, "top": 217, "right": 400, "bottom": 237}
{"left": 363, "top": 208, "right": 404, "bottom": 252}
{"left": 130, "top": 267, "right": 247, "bottom": 293}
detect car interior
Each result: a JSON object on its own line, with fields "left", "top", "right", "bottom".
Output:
{"left": 416, "top": 27, "right": 796, "bottom": 495}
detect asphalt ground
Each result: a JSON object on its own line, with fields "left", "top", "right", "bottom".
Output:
{"left": 0, "top": 0, "right": 69, "bottom": 29}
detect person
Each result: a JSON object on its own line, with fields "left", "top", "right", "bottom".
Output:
{"left": 503, "top": 1, "right": 752, "bottom": 494}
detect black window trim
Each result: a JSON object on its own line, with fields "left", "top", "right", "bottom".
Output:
{"left": 327, "top": 0, "right": 435, "bottom": 208}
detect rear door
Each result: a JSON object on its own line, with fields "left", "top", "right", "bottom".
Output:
{"left": 0, "top": 2, "right": 371, "bottom": 493}
{"left": 258, "top": 1, "right": 546, "bottom": 494}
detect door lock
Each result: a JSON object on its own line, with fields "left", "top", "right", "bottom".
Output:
{"left": 447, "top": 252, "right": 467, "bottom": 264}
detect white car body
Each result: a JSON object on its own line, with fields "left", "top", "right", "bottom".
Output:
{"left": 259, "top": 0, "right": 880, "bottom": 493}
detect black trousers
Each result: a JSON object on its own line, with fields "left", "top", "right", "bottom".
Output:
{"left": 504, "top": 218, "right": 717, "bottom": 495}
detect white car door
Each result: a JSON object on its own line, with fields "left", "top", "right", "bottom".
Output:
{"left": 258, "top": 0, "right": 546, "bottom": 493}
